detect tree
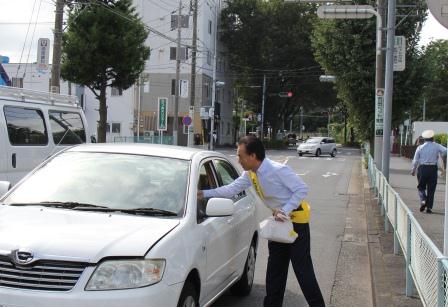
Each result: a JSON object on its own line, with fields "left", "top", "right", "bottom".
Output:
{"left": 220, "top": 0, "right": 337, "bottom": 136}
{"left": 419, "top": 39, "right": 448, "bottom": 121}
{"left": 311, "top": 0, "right": 427, "bottom": 141}
{"left": 61, "top": 0, "right": 150, "bottom": 142}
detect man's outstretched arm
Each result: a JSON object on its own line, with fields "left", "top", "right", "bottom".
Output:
{"left": 201, "top": 172, "right": 251, "bottom": 199}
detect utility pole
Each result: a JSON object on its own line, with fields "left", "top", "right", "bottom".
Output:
{"left": 261, "top": 74, "right": 266, "bottom": 139}
{"left": 173, "top": 0, "right": 182, "bottom": 146}
{"left": 299, "top": 106, "right": 303, "bottom": 140}
{"left": 209, "top": 0, "right": 219, "bottom": 150}
{"left": 188, "top": 0, "right": 198, "bottom": 147}
{"left": 374, "top": 0, "right": 386, "bottom": 169}
{"left": 423, "top": 97, "right": 426, "bottom": 121}
{"left": 381, "top": 0, "right": 396, "bottom": 180}
{"left": 51, "top": 0, "right": 64, "bottom": 93}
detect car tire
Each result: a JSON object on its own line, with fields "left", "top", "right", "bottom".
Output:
{"left": 177, "top": 281, "right": 198, "bottom": 307}
{"left": 298, "top": 152, "right": 303, "bottom": 156}
{"left": 230, "top": 242, "right": 256, "bottom": 296}
{"left": 315, "top": 149, "right": 321, "bottom": 157}
{"left": 331, "top": 149, "right": 337, "bottom": 157}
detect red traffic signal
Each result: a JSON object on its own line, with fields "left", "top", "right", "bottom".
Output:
{"left": 278, "top": 91, "right": 294, "bottom": 98}
{"left": 287, "top": 91, "right": 293, "bottom": 98}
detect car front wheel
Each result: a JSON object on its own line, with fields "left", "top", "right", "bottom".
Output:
{"left": 298, "top": 152, "right": 303, "bottom": 156}
{"left": 230, "top": 242, "right": 256, "bottom": 296}
{"left": 177, "top": 282, "right": 198, "bottom": 307}
{"left": 315, "top": 149, "right": 321, "bottom": 157}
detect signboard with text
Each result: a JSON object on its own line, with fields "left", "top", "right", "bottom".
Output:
{"left": 393, "top": 36, "right": 406, "bottom": 71}
{"left": 157, "top": 98, "right": 168, "bottom": 131}
{"left": 375, "top": 88, "right": 384, "bottom": 136}
{"left": 37, "top": 38, "right": 50, "bottom": 70}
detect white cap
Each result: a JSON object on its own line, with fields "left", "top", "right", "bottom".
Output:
{"left": 421, "top": 130, "right": 435, "bottom": 139}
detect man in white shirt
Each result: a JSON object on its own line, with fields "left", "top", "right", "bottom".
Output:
{"left": 198, "top": 135, "right": 325, "bottom": 307}
{"left": 411, "top": 130, "right": 447, "bottom": 213}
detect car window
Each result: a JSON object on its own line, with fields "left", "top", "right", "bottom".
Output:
{"left": 197, "top": 161, "right": 218, "bottom": 223}
{"left": 3, "top": 152, "right": 189, "bottom": 216}
{"left": 49, "top": 111, "right": 86, "bottom": 145}
{"left": 4, "top": 106, "right": 48, "bottom": 146}
{"left": 214, "top": 159, "right": 245, "bottom": 201}
{"left": 305, "top": 138, "right": 319, "bottom": 144}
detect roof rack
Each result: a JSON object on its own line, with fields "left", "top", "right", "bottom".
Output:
{"left": 0, "top": 86, "right": 79, "bottom": 107}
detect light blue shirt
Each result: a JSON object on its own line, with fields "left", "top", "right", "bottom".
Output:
{"left": 203, "top": 158, "right": 308, "bottom": 215}
{"left": 412, "top": 141, "right": 447, "bottom": 172}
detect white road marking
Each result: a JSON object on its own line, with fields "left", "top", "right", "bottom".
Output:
{"left": 322, "top": 172, "right": 339, "bottom": 178}
{"left": 297, "top": 171, "right": 309, "bottom": 176}
{"left": 283, "top": 157, "right": 290, "bottom": 165}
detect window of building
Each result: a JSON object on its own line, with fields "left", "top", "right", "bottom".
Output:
{"left": 49, "top": 111, "right": 86, "bottom": 145}
{"left": 111, "top": 87, "right": 123, "bottom": 96}
{"left": 171, "top": 15, "right": 190, "bottom": 29}
{"left": 207, "top": 51, "right": 212, "bottom": 65}
{"left": 111, "top": 123, "right": 121, "bottom": 133}
{"left": 208, "top": 20, "right": 212, "bottom": 34}
{"left": 170, "top": 47, "right": 188, "bottom": 61}
{"left": 11, "top": 77, "right": 23, "bottom": 88}
{"left": 171, "top": 79, "right": 176, "bottom": 95}
{"left": 4, "top": 106, "right": 48, "bottom": 145}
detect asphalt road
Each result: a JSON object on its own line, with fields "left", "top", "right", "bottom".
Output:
{"left": 211, "top": 147, "right": 361, "bottom": 307}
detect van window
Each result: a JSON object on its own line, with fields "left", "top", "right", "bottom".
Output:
{"left": 49, "top": 111, "right": 86, "bottom": 145}
{"left": 4, "top": 106, "right": 48, "bottom": 145}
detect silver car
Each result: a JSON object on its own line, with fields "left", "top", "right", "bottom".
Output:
{"left": 297, "top": 137, "right": 337, "bottom": 157}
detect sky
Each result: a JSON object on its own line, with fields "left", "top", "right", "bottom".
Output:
{"left": 1, "top": 0, "right": 448, "bottom": 64}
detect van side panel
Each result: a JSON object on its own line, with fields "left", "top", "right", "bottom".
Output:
{"left": 0, "top": 104, "right": 8, "bottom": 181}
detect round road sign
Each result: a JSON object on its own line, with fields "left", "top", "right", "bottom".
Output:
{"left": 182, "top": 116, "right": 192, "bottom": 126}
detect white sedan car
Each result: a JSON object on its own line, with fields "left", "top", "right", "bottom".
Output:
{"left": 297, "top": 137, "right": 337, "bottom": 157}
{"left": 0, "top": 144, "right": 259, "bottom": 307}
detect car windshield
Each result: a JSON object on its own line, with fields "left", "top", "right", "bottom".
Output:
{"left": 305, "top": 138, "right": 321, "bottom": 144}
{"left": 2, "top": 152, "right": 189, "bottom": 216}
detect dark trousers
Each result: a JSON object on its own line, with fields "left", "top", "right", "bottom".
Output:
{"left": 417, "top": 165, "right": 438, "bottom": 209}
{"left": 263, "top": 223, "right": 325, "bottom": 307}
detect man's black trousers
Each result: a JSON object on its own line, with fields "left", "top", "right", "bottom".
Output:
{"left": 263, "top": 223, "right": 325, "bottom": 307}
{"left": 417, "top": 165, "right": 438, "bottom": 209}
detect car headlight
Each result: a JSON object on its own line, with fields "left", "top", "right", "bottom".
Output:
{"left": 85, "top": 259, "right": 165, "bottom": 290}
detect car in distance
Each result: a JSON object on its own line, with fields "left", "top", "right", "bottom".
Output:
{"left": 297, "top": 137, "right": 337, "bottom": 157}
{"left": 0, "top": 144, "right": 259, "bottom": 307}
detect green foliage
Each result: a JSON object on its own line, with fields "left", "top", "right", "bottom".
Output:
{"left": 434, "top": 133, "right": 448, "bottom": 146}
{"left": 61, "top": 0, "right": 150, "bottom": 142}
{"left": 419, "top": 40, "right": 448, "bottom": 121}
{"left": 262, "top": 138, "right": 287, "bottom": 149}
{"left": 311, "top": 0, "right": 427, "bottom": 141}
{"left": 220, "top": 0, "right": 338, "bottom": 134}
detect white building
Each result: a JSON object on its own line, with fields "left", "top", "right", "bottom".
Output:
{"left": 134, "top": 0, "right": 234, "bottom": 146}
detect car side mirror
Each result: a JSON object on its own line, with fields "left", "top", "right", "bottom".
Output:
{"left": 206, "top": 198, "right": 234, "bottom": 216}
{"left": 320, "top": 141, "right": 325, "bottom": 144}
{"left": 0, "top": 181, "right": 11, "bottom": 197}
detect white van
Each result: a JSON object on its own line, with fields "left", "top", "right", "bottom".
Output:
{"left": 0, "top": 86, "right": 88, "bottom": 184}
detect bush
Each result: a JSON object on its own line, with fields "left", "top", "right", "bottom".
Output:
{"left": 435, "top": 133, "right": 447, "bottom": 146}
{"left": 263, "top": 139, "right": 287, "bottom": 149}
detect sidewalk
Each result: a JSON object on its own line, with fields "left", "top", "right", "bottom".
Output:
{"left": 389, "top": 156, "right": 446, "bottom": 250}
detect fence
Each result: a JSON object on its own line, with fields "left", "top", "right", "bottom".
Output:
{"left": 364, "top": 145, "right": 448, "bottom": 307}
{"left": 113, "top": 136, "right": 173, "bottom": 145}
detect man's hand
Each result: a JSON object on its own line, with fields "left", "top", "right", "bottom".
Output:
{"left": 197, "top": 190, "right": 204, "bottom": 200}
{"left": 273, "top": 209, "right": 289, "bottom": 222}
{"left": 411, "top": 170, "right": 415, "bottom": 176}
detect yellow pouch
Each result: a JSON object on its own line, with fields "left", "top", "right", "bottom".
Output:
{"left": 290, "top": 201, "right": 311, "bottom": 224}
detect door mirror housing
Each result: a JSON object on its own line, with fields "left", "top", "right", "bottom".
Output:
{"left": 206, "top": 198, "right": 234, "bottom": 216}
{"left": 0, "top": 181, "right": 11, "bottom": 197}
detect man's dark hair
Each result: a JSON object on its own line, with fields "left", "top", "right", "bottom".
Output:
{"left": 238, "top": 135, "right": 265, "bottom": 161}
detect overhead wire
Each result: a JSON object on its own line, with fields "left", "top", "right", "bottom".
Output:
{"left": 24, "top": 0, "right": 43, "bottom": 78}
{"left": 16, "top": 0, "right": 38, "bottom": 78}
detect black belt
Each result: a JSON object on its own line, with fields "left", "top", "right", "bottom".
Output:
{"left": 420, "top": 163, "right": 437, "bottom": 166}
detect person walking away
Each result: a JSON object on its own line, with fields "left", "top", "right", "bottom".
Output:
{"left": 411, "top": 130, "right": 447, "bottom": 213}
{"left": 198, "top": 135, "right": 325, "bottom": 307}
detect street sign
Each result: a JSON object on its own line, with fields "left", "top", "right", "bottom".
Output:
{"left": 427, "top": 0, "right": 448, "bottom": 29}
{"left": 200, "top": 107, "right": 209, "bottom": 119}
{"left": 180, "top": 80, "right": 189, "bottom": 98}
{"left": 157, "top": 98, "right": 168, "bottom": 131}
{"left": 393, "top": 36, "right": 406, "bottom": 71}
{"left": 319, "top": 75, "right": 336, "bottom": 82}
{"left": 182, "top": 116, "right": 192, "bottom": 126}
{"left": 208, "top": 108, "right": 214, "bottom": 117}
{"left": 375, "top": 88, "right": 384, "bottom": 136}
{"left": 37, "top": 38, "right": 50, "bottom": 70}
{"left": 317, "top": 5, "right": 375, "bottom": 19}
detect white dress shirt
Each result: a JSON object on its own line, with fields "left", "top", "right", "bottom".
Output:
{"left": 412, "top": 141, "right": 447, "bottom": 172}
{"left": 203, "top": 158, "right": 308, "bottom": 215}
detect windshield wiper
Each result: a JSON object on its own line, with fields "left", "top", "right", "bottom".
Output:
{"left": 8, "top": 201, "right": 109, "bottom": 209}
{"left": 118, "top": 207, "right": 179, "bottom": 216}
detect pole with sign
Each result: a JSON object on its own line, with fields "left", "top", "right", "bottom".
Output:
{"left": 375, "top": 88, "right": 384, "bottom": 136}
{"left": 158, "top": 98, "right": 168, "bottom": 144}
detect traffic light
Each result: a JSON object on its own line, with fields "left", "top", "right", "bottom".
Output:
{"left": 278, "top": 91, "right": 293, "bottom": 98}
{"left": 287, "top": 91, "right": 293, "bottom": 98}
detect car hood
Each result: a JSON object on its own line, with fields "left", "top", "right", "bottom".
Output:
{"left": 0, "top": 206, "right": 180, "bottom": 263}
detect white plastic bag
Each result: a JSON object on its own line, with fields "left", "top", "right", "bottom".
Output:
{"left": 259, "top": 216, "right": 298, "bottom": 244}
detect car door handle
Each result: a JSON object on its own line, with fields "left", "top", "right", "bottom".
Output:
{"left": 11, "top": 153, "right": 16, "bottom": 168}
